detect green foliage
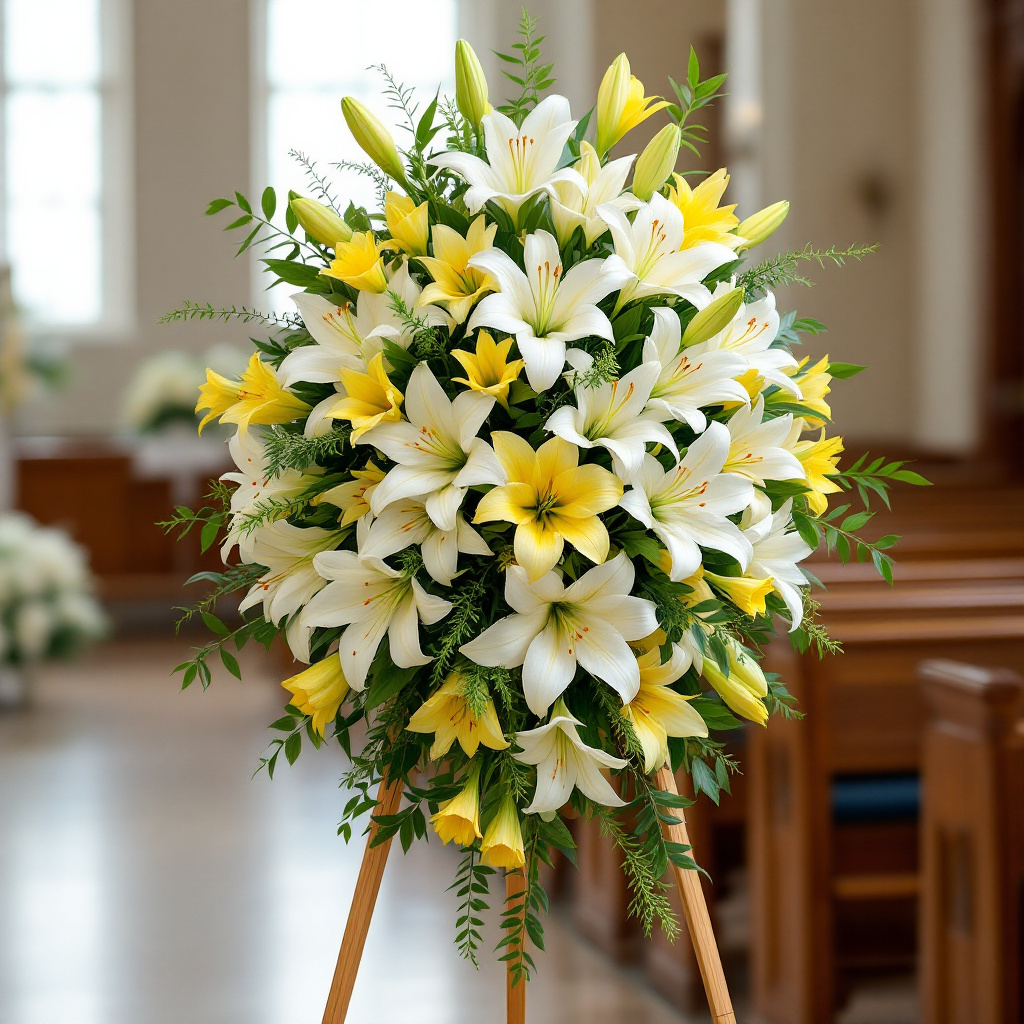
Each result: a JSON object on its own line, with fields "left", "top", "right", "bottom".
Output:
{"left": 792, "top": 503, "right": 900, "bottom": 584}
{"left": 836, "top": 452, "right": 931, "bottom": 510}
{"left": 666, "top": 47, "right": 729, "bottom": 158}
{"left": 289, "top": 149, "right": 345, "bottom": 215}
{"left": 739, "top": 242, "right": 880, "bottom": 299}
{"left": 158, "top": 300, "right": 303, "bottom": 330}
{"left": 262, "top": 426, "right": 351, "bottom": 475}
{"left": 790, "top": 594, "right": 844, "bottom": 658}
{"left": 495, "top": 10, "right": 555, "bottom": 124}
{"left": 451, "top": 850, "right": 495, "bottom": 967}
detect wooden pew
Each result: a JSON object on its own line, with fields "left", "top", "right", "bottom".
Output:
{"left": 748, "top": 582, "right": 1024, "bottom": 1024}
{"left": 918, "top": 659, "right": 1024, "bottom": 1024}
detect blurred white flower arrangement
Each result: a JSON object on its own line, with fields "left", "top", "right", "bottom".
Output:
{"left": 0, "top": 513, "right": 106, "bottom": 666}
{"left": 122, "top": 345, "right": 249, "bottom": 435}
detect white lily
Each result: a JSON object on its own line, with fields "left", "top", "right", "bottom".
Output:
{"left": 460, "top": 552, "right": 659, "bottom": 716}
{"left": 742, "top": 497, "right": 813, "bottom": 628}
{"left": 550, "top": 141, "right": 641, "bottom": 247}
{"left": 724, "top": 397, "right": 805, "bottom": 485}
{"left": 514, "top": 700, "right": 627, "bottom": 816}
{"left": 358, "top": 498, "right": 492, "bottom": 587}
{"left": 545, "top": 362, "right": 677, "bottom": 481}
{"left": 468, "top": 230, "right": 629, "bottom": 392}
{"left": 619, "top": 423, "right": 754, "bottom": 581}
{"left": 643, "top": 307, "right": 749, "bottom": 432}
{"left": 280, "top": 264, "right": 451, "bottom": 388}
{"left": 597, "top": 193, "right": 736, "bottom": 309}
{"left": 431, "top": 95, "right": 585, "bottom": 220}
{"left": 360, "top": 363, "right": 504, "bottom": 531}
{"left": 219, "top": 429, "right": 320, "bottom": 560}
{"left": 297, "top": 551, "right": 452, "bottom": 690}
{"left": 689, "top": 282, "right": 800, "bottom": 396}
{"left": 237, "top": 520, "right": 343, "bottom": 628}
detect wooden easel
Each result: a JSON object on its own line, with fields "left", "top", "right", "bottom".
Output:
{"left": 321, "top": 766, "right": 736, "bottom": 1024}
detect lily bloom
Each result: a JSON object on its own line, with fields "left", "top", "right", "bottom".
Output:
{"left": 787, "top": 423, "right": 844, "bottom": 515}
{"left": 281, "top": 653, "right": 349, "bottom": 737}
{"left": 322, "top": 353, "right": 404, "bottom": 442}
{"left": 742, "top": 497, "right": 813, "bottom": 628}
{"left": 597, "top": 194, "right": 736, "bottom": 310}
{"left": 550, "top": 141, "right": 640, "bottom": 247}
{"left": 359, "top": 497, "right": 492, "bottom": 587}
{"left": 468, "top": 229, "right": 629, "bottom": 392}
{"left": 545, "top": 361, "right": 677, "bottom": 482}
{"left": 451, "top": 331, "right": 524, "bottom": 411}
{"left": 431, "top": 762, "right": 483, "bottom": 845}
{"left": 323, "top": 231, "right": 387, "bottom": 293}
{"left": 361, "top": 363, "right": 504, "bottom": 531}
{"left": 460, "top": 553, "right": 658, "bottom": 715}
{"left": 297, "top": 551, "right": 452, "bottom": 689}
{"left": 725, "top": 398, "right": 805, "bottom": 485}
{"left": 623, "top": 645, "right": 709, "bottom": 772}
{"left": 642, "top": 307, "right": 749, "bottom": 432}
{"left": 704, "top": 570, "right": 775, "bottom": 617}
{"left": 382, "top": 191, "right": 428, "bottom": 256}
{"left": 317, "top": 459, "right": 385, "bottom": 545}
{"left": 664, "top": 169, "right": 743, "bottom": 250}
{"left": 513, "top": 700, "right": 627, "bottom": 815}
{"left": 619, "top": 423, "right": 754, "bottom": 582}
{"left": 417, "top": 215, "right": 498, "bottom": 324}
{"left": 481, "top": 794, "right": 526, "bottom": 868}
{"left": 431, "top": 94, "right": 584, "bottom": 220}
{"left": 700, "top": 641, "right": 769, "bottom": 725}
{"left": 474, "top": 432, "right": 622, "bottom": 581}
{"left": 406, "top": 666, "right": 508, "bottom": 759}
{"left": 196, "top": 352, "right": 310, "bottom": 434}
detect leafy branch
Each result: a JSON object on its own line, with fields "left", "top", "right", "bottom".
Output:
{"left": 739, "top": 243, "right": 880, "bottom": 299}
{"left": 158, "top": 300, "right": 302, "bottom": 330}
{"left": 206, "top": 189, "right": 322, "bottom": 260}
{"left": 289, "top": 149, "right": 344, "bottom": 214}
{"left": 262, "top": 426, "right": 350, "bottom": 475}
{"left": 451, "top": 849, "right": 494, "bottom": 967}
{"left": 666, "top": 47, "right": 728, "bottom": 157}
{"left": 792, "top": 503, "right": 900, "bottom": 583}
{"left": 495, "top": 10, "right": 555, "bottom": 125}
{"left": 835, "top": 452, "right": 931, "bottom": 510}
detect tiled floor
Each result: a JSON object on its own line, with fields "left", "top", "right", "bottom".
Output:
{"left": 0, "top": 639, "right": 696, "bottom": 1024}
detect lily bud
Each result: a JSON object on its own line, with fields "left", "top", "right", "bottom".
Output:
{"left": 595, "top": 53, "right": 631, "bottom": 155}
{"left": 737, "top": 200, "right": 789, "bottom": 249}
{"left": 681, "top": 286, "right": 745, "bottom": 347}
{"left": 455, "top": 39, "right": 490, "bottom": 127}
{"left": 632, "top": 123, "right": 681, "bottom": 201}
{"left": 701, "top": 655, "right": 769, "bottom": 726}
{"left": 289, "top": 196, "right": 352, "bottom": 247}
{"left": 341, "top": 96, "right": 408, "bottom": 186}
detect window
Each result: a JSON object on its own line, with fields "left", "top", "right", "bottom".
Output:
{"left": 1, "top": 0, "right": 124, "bottom": 330}
{"left": 262, "top": 0, "right": 457, "bottom": 242}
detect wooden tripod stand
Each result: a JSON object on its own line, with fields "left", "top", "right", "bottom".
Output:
{"left": 320, "top": 766, "right": 736, "bottom": 1024}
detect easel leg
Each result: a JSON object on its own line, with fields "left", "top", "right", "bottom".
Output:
{"left": 321, "top": 776, "right": 405, "bottom": 1024}
{"left": 653, "top": 766, "right": 736, "bottom": 1024}
{"left": 505, "top": 868, "right": 527, "bottom": 1024}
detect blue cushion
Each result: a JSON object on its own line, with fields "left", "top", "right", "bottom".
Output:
{"left": 831, "top": 773, "right": 920, "bottom": 823}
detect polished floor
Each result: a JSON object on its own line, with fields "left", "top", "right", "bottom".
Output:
{"left": 0, "top": 639, "right": 697, "bottom": 1024}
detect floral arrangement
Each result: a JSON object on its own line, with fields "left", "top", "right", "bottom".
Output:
{"left": 0, "top": 512, "right": 106, "bottom": 666}
{"left": 122, "top": 345, "right": 248, "bottom": 434}
{"left": 166, "top": 20, "right": 926, "bottom": 976}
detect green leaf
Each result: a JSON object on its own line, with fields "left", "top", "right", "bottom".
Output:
{"left": 262, "top": 259, "right": 322, "bottom": 287}
{"left": 284, "top": 731, "right": 301, "bottom": 765}
{"left": 269, "top": 715, "right": 296, "bottom": 732}
{"left": 234, "top": 191, "right": 252, "bottom": 213}
{"left": 690, "top": 697, "right": 741, "bottom": 731}
{"left": 841, "top": 511, "right": 873, "bottom": 532}
{"left": 888, "top": 469, "right": 931, "bottom": 486}
{"left": 220, "top": 648, "right": 242, "bottom": 679}
{"left": 206, "top": 197, "right": 233, "bottom": 215}
{"left": 201, "top": 610, "right": 229, "bottom": 635}
{"left": 366, "top": 657, "right": 418, "bottom": 711}
{"left": 691, "top": 757, "right": 720, "bottom": 804}
{"left": 827, "top": 361, "right": 868, "bottom": 379}
{"left": 199, "top": 520, "right": 220, "bottom": 553}
{"left": 224, "top": 213, "right": 253, "bottom": 231}
{"left": 261, "top": 186, "right": 277, "bottom": 221}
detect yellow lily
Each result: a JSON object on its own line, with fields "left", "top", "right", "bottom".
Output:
{"left": 704, "top": 570, "right": 775, "bottom": 617}
{"left": 326, "top": 353, "right": 404, "bottom": 441}
{"left": 196, "top": 352, "right": 310, "bottom": 433}
{"left": 791, "top": 425, "right": 844, "bottom": 515}
{"left": 777, "top": 355, "right": 832, "bottom": 427}
{"left": 474, "top": 433, "right": 623, "bottom": 581}
{"left": 417, "top": 215, "right": 498, "bottom": 323}
{"left": 623, "top": 647, "right": 709, "bottom": 772}
{"left": 406, "top": 666, "right": 509, "bottom": 760}
{"left": 383, "top": 191, "right": 429, "bottom": 257}
{"left": 281, "top": 653, "right": 349, "bottom": 737}
{"left": 323, "top": 231, "right": 388, "bottom": 293}
{"left": 595, "top": 53, "right": 669, "bottom": 156}
{"left": 431, "top": 762, "right": 482, "bottom": 846}
{"left": 665, "top": 169, "right": 742, "bottom": 250}
{"left": 700, "top": 642, "right": 769, "bottom": 725}
{"left": 318, "top": 459, "right": 386, "bottom": 530}
{"left": 451, "top": 331, "right": 524, "bottom": 411}
{"left": 480, "top": 794, "right": 526, "bottom": 869}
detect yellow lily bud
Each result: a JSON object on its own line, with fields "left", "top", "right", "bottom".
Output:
{"left": 737, "top": 200, "right": 789, "bottom": 249}
{"left": 383, "top": 191, "right": 429, "bottom": 256}
{"left": 705, "top": 570, "right": 774, "bottom": 618}
{"left": 681, "top": 286, "right": 745, "bottom": 347}
{"left": 701, "top": 656, "right": 769, "bottom": 725}
{"left": 729, "top": 645, "right": 769, "bottom": 698}
{"left": 596, "top": 54, "right": 631, "bottom": 155}
{"left": 455, "top": 39, "right": 490, "bottom": 127}
{"left": 341, "top": 96, "right": 408, "bottom": 186}
{"left": 289, "top": 196, "right": 352, "bottom": 247}
{"left": 323, "top": 231, "right": 388, "bottom": 293}
{"left": 282, "top": 653, "right": 349, "bottom": 737}
{"left": 632, "top": 123, "right": 681, "bottom": 201}
{"left": 430, "top": 762, "right": 482, "bottom": 847}
{"left": 481, "top": 794, "right": 526, "bottom": 869}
